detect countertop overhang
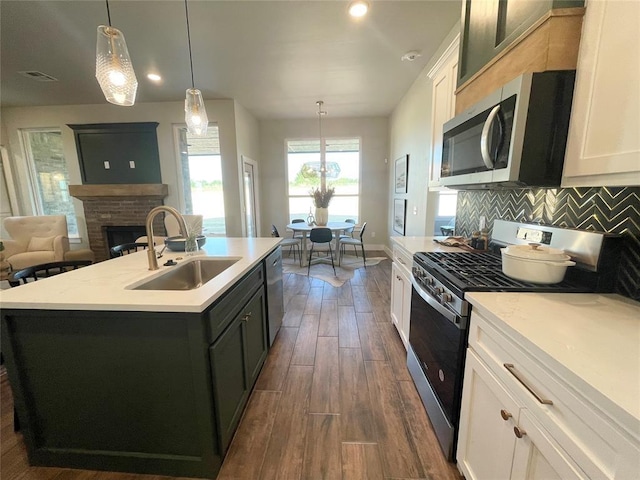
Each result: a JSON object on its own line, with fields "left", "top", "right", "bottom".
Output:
{"left": 0, "top": 237, "right": 281, "bottom": 313}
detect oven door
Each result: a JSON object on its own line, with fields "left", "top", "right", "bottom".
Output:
{"left": 407, "top": 276, "right": 469, "bottom": 461}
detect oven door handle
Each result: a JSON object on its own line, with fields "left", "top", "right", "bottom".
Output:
{"left": 411, "top": 277, "right": 460, "bottom": 327}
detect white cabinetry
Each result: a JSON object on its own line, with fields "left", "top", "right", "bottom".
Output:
{"left": 562, "top": 0, "right": 640, "bottom": 187}
{"left": 390, "top": 245, "right": 412, "bottom": 348}
{"left": 428, "top": 36, "right": 459, "bottom": 188}
{"left": 458, "top": 309, "right": 639, "bottom": 480}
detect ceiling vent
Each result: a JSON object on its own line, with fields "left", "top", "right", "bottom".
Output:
{"left": 401, "top": 51, "right": 422, "bottom": 62}
{"left": 18, "top": 70, "right": 59, "bottom": 82}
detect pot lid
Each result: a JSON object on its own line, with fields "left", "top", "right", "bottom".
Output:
{"left": 502, "top": 243, "right": 571, "bottom": 261}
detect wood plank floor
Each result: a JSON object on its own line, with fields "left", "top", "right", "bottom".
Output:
{"left": 0, "top": 254, "right": 461, "bottom": 480}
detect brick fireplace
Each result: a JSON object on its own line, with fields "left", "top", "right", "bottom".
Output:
{"left": 69, "top": 184, "right": 169, "bottom": 262}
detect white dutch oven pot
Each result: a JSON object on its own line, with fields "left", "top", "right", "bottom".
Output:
{"left": 500, "top": 243, "right": 576, "bottom": 284}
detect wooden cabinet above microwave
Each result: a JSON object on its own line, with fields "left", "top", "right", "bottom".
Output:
{"left": 455, "top": 0, "right": 584, "bottom": 114}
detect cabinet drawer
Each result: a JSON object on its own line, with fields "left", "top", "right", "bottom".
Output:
{"left": 392, "top": 245, "right": 412, "bottom": 277}
{"left": 206, "top": 264, "right": 264, "bottom": 343}
{"left": 470, "top": 311, "right": 637, "bottom": 479}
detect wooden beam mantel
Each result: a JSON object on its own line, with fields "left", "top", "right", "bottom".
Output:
{"left": 69, "top": 184, "right": 169, "bottom": 200}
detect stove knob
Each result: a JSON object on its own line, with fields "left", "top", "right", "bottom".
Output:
{"left": 435, "top": 287, "right": 444, "bottom": 295}
{"left": 426, "top": 277, "right": 435, "bottom": 286}
{"left": 442, "top": 293, "right": 453, "bottom": 303}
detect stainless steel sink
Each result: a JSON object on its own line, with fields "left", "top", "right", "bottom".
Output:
{"left": 132, "top": 258, "right": 240, "bottom": 290}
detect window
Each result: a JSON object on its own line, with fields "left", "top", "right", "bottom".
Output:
{"left": 434, "top": 191, "right": 457, "bottom": 235}
{"left": 22, "top": 129, "right": 78, "bottom": 235}
{"left": 287, "top": 138, "right": 360, "bottom": 222}
{"left": 175, "top": 125, "right": 226, "bottom": 235}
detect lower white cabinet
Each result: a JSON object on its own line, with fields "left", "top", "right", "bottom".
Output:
{"left": 390, "top": 261, "right": 411, "bottom": 348}
{"left": 458, "top": 309, "right": 639, "bottom": 480}
{"left": 458, "top": 350, "right": 520, "bottom": 480}
{"left": 390, "top": 245, "right": 412, "bottom": 349}
{"left": 458, "top": 352, "right": 587, "bottom": 480}
{"left": 511, "top": 411, "right": 585, "bottom": 480}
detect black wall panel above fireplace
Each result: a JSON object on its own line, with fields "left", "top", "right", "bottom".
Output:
{"left": 69, "top": 123, "right": 161, "bottom": 185}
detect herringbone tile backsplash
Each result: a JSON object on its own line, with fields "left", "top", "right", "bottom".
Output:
{"left": 456, "top": 187, "right": 640, "bottom": 300}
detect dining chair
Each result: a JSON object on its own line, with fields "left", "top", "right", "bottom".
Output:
{"left": 340, "top": 222, "right": 367, "bottom": 267}
{"left": 338, "top": 218, "right": 358, "bottom": 256}
{"left": 291, "top": 218, "right": 306, "bottom": 239}
{"left": 271, "top": 225, "right": 302, "bottom": 266}
{"left": 308, "top": 227, "right": 336, "bottom": 276}
{"left": 8, "top": 260, "right": 93, "bottom": 287}
{"left": 110, "top": 242, "right": 149, "bottom": 258}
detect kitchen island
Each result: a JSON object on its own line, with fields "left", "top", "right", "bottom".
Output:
{"left": 1, "top": 237, "right": 281, "bottom": 479}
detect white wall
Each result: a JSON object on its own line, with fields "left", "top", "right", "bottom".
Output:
{"left": 259, "top": 116, "right": 389, "bottom": 248}
{"left": 0, "top": 98, "right": 253, "bottom": 247}
{"left": 234, "top": 100, "right": 261, "bottom": 236}
{"left": 388, "top": 21, "right": 460, "bottom": 238}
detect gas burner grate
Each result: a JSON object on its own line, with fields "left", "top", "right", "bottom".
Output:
{"left": 414, "top": 251, "right": 585, "bottom": 292}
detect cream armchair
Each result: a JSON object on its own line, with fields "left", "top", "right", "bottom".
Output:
{"left": 1, "top": 215, "right": 94, "bottom": 279}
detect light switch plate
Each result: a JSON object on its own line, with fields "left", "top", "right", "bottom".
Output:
{"left": 129, "top": 161, "right": 136, "bottom": 168}
{"left": 103, "top": 161, "right": 110, "bottom": 169}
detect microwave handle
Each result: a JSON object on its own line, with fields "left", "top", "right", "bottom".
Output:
{"left": 481, "top": 105, "right": 501, "bottom": 169}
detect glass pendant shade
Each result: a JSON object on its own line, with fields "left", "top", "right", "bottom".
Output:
{"left": 185, "top": 88, "right": 208, "bottom": 136}
{"left": 95, "top": 25, "right": 138, "bottom": 106}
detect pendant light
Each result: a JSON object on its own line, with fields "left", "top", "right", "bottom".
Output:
{"left": 95, "top": 0, "right": 138, "bottom": 106}
{"left": 184, "top": 0, "right": 208, "bottom": 136}
{"left": 316, "top": 100, "right": 327, "bottom": 192}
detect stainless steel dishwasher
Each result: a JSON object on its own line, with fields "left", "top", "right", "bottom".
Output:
{"left": 265, "top": 246, "right": 284, "bottom": 346}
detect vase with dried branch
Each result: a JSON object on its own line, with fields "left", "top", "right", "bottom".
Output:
{"left": 310, "top": 186, "right": 334, "bottom": 226}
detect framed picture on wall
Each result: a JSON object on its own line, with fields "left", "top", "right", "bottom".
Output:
{"left": 393, "top": 198, "right": 406, "bottom": 236}
{"left": 394, "top": 155, "right": 409, "bottom": 194}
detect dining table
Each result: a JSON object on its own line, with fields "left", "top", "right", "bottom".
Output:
{"left": 285, "top": 221, "right": 355, "bottom": 267}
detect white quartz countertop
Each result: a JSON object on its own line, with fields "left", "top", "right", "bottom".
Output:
{"left": 466, "top": 291, "right": 640, "bottom": 433}
{"left": 0, "top": 237, "right": 281, "bottom": 313}
{"left": 391, "top": 236, "right": 465, "bottom": 254}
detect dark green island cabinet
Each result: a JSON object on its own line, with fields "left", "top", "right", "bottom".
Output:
{"left": 1, "top": 261, "right": 270, "bottom": 479}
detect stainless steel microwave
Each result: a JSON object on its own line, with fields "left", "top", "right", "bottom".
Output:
{"left": 440, "top": 71, "right": 575, "bottom": 189}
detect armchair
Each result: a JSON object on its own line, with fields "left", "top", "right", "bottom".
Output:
{"left": 1, "top": 215, "right": 94, "bottom": 280}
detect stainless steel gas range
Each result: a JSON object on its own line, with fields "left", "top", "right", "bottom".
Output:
{"left": 406, "top": 220, "right": 621, "bottom": 462}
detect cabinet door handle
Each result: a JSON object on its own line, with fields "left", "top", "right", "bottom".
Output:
{"left": 396, "top": 275, "right": 402, "bottom": 281}
{"left": 513, "top": 426, "right": 526, "bottom": 439}
{"left": 500, "top": 409, "right": 512, "bottom": 421}
{"left": 504, "top": 363, "right": 553, "bottom": 405}
{"left": 243, "top": 312, "right": 252, "bottom": 321}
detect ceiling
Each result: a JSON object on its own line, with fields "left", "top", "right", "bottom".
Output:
{"left": 0, "top": 0, "right": 461, "bottom": 119}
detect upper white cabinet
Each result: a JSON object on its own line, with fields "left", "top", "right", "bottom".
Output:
{"left": 428, "top": 36, "right": 459, "bottom": 188}
{"left": 562, "top": 0, "right": 640, "bottom": 187}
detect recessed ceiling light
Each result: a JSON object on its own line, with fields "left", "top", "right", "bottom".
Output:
{"left": 147, "top": 73, "right": 162, "bottom": 82}
{"left": 348, "top": 1, "right": 369, "bottom": 18}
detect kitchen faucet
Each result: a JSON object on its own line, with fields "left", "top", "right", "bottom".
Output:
{"left": 145, "top": 206, "right": 188, "bottom": 270}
